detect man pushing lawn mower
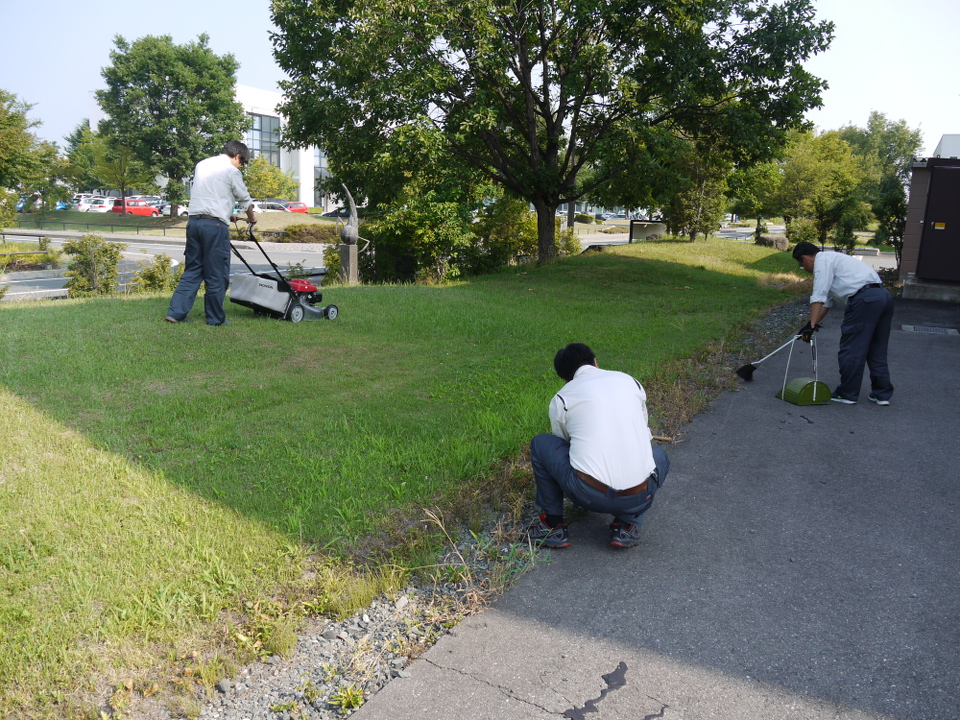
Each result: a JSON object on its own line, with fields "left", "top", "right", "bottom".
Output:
{"left": 165, "top": 140, "right": 257, "bottom": 326}
{"left": 526, "top": 343, "right": 670, "bottom": 549}
{"left": 792, "top": 242, "right": 894, "bottom": 405}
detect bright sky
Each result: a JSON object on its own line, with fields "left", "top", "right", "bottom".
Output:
{"left": 2, "top": 0, "right": 958, "bottom": 156}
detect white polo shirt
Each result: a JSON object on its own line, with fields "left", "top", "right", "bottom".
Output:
{"left": 549, "top": 364, "right": 656, "bottom": 490}
{"left": 187, "top": 154, "right": 253, "bottom": 226}
{"left": 811, "top": 251, "right": 882, "bottom": 308}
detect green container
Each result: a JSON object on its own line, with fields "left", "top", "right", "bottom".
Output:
{"left": 776, "top": 377, "right": 831, "bottom": 405}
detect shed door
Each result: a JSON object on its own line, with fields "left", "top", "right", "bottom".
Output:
{"left": 917, "top": 165, "right": 960, "bottom": 282}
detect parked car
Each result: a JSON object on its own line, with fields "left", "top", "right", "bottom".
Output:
{"left": 282, "top": 201, "right": 309, "bottom": 213}
{"left": 87, "top": 197, "right": 118, "bottom": 213}
{"left": 321, "top": 208, "right": 350, "bottom": 218}
{"left": 236, "top": 200, "right": 289, "bottom": 214}
{"left": 111, "top": 199, "right": 161, "bottom": 217}
{"left": 75, "top": 197, "right": 100, "bottom": 212}
{"left": 161, "top": 202, "right": 189, "bottom": 217}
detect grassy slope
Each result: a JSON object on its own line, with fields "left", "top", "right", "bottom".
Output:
{"left": 0, "top": 238, "right": 805, "bottom": 716}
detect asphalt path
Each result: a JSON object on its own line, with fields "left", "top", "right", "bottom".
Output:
{"left": 354, "top": 297, "right": 960, "bottom": 720}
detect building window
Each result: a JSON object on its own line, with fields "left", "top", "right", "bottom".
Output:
{"left": 247, "top": 114, "right": 281, "bottom": 167}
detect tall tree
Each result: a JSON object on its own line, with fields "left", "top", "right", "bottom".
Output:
{"left": 243, "top": 155, "right": 300, "bottom": 201}
{"left": 272, "top": 0, "right": 833, "bottom": 261}
{"left": 92, "top": 135, "right": 155, "bottom": 205}
{"left": 775, "top": 130, "right": 868, "bottom": 249}
{"left": 0, "top": 90, "right": 66, "bottom": 223}
{"left": 663, "top": 141, "right": 730, "bottom": 242}
{"left": 64, "top": 120, "right": 102, "bottom": 192}
{"left": 96, "top": 34, "right": 248, "bottom": 207}
{"left": 838, "top": 112, "right": 922, "bottom": 264}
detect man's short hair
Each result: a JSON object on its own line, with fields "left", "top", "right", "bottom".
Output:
{"left": 223, "top": 140, "right": 250, "bottom": 166}
{"left": 792, "top": 242, "right": 820, "bottom": 261}
{"left": 554, "top": 343, "right": 596, "bottom": 381}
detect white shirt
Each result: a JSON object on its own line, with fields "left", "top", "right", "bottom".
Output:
{"left": 549, "top": 364, "right": 656, "bottom": 489}
{"left": 187, "top": 154, "right": 253, "bottom": 226}
{"left": 810, "top": 251, "right": 881, "bottom": 308}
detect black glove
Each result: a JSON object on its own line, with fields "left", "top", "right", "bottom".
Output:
{"left": 797, "top": 322, "right": 820, "bottom": 343}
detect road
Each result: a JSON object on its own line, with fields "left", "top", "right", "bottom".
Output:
{"left": 2, "top": 226, "right": 898, "bottom": 300}
{"left": 1, "top": 234, "right": 329, "bottom": 302}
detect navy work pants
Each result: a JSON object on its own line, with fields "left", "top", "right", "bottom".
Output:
{"left": 835, "top": 286, "right": 895, "bottom": 401}
{"left": 166, "top": 217, "right": 232, "bottom": 325}
{"left": 530, "top": 432, "right": 670, "bottom": 528}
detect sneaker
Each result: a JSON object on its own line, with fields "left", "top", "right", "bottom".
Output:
{"left": 526, "top": 514, "right": 571, "bottom": 548}
{"left": 609, "top": 522, "right": 642, "bottom": 549}
{"left": 830, "top": 393, "right": 857, "bottom": 405}
{"left": 868, "top": 394, "right": 890, "bottom": 406}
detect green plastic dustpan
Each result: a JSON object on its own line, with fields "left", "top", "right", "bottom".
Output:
{"left": 776, "top": 377, "right": 831, "bottom": 405}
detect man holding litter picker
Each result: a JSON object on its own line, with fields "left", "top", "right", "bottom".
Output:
{"left": 526, "top": 343, "right": 670, "bottom": 549}
{"left": 165, "top": 140, "right": 257, "bottom": 326}
{"left": 793, "top": 241, "right": 894, "bottom": 405}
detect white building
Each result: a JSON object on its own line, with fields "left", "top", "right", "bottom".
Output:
{"left": 932, "top": 134, "right": 960, "bottom": 159}
{"left": 235, "top": 85, "right": 332, "bottom": 210}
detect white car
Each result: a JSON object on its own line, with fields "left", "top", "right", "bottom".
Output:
{"left": 86, "top": 197, "right": 118, "bottom": 213}
{"left": 75, "top": 196, "right": 101, "bottom": 212}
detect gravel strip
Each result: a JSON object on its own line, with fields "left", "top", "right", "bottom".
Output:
{"left": 133, "top": 534, "right": 535, "bottom": 720}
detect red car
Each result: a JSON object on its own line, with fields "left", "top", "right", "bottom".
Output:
{"left": 112, "top": 199, "right": 160, "bottom": 217}
{"left": 282, "top": 201, "right": 309, "bottom": 213}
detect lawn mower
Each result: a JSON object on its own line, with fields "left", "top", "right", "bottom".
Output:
{"left": 228, "top": 222, "right": 338, "bottom": 322}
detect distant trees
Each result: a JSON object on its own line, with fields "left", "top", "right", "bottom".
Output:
{"left": 0, "top": 89, "right": 66, "bottom": 222}
{"left": 96, "top": 34, "right": 248, "bottom": 207}
{"left": 663, "top": 143, "right": 730, "bottom": 242}
{"left": 63, "top": 120, "right": 101, "bottom": 193}
{"left": 838, "top": 112, "right": 923, "bottom": 263}
{"left": 244, "top": 155, "right": 299, "bottom": 201}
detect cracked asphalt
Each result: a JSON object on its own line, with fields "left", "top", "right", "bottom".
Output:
{"left": 353, "top": 298, "right": 960, "bottom": 720}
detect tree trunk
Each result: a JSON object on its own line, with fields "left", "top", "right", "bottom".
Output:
{"left": 535, "top": 200, "right": 558, "bottom": 262}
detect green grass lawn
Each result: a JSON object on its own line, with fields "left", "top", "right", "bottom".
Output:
{"left": 0, "top": 238, "right": 806, "bottom": 717}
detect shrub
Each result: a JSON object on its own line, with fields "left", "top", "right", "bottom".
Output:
{"left": 558, "top": 227, "right": 581, "bottom": 256}
{"left": 322, "top": 245, "right": 341, "bottom": 284}
{"left": 786, "top": 217, "right": 817, "bottom": 247}
{"left": 64, "top": 234, "right": 126, "bottom": 297}
{"left": 130, "top": 253, "right": 182, "bottom": 292}
{"left": 283, "top": 224, "right": 339, "bottom": 244}
{"left": 575, "top": 213, "right": 594, "bottom": 224}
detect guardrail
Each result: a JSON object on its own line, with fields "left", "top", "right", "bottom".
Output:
{"left": 13, "top": 219, "right": 183, "bottom": 236}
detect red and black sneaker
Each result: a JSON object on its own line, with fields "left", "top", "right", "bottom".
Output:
{"left": 526, "top": 513, "right": 571, "bottom": 548}
{"left": 609, "top": 522, "right": 642, "bottom": 549}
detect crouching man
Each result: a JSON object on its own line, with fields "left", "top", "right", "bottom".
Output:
{"left": 527, "top": 343, "right": 670, "bottom": 549}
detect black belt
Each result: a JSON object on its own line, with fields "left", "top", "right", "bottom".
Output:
{"left": 852, "top": 282, "right": 882, "bottom": 298}
{"left": 576, "top": 470, "right": 654, "bottom": 497}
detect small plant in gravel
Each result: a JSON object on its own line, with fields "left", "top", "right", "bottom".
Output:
{"left": 329, "top": 683, "right": 365, "bottom": 711}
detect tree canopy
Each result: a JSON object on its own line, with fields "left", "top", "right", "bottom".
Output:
{"left": 272, "top": 0, "right": 833, "bottom": 261}
{"left": 96, "top": 34, "right": 248, "bottom": 206}
{"left": 838, "top": 111, "right": 922, "bottom": 262}
{"left": 0, "top": 89, "right": 65, "bottom": 222}
{"left": 243, "top": 155, "right": 300, "bottom": 201}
